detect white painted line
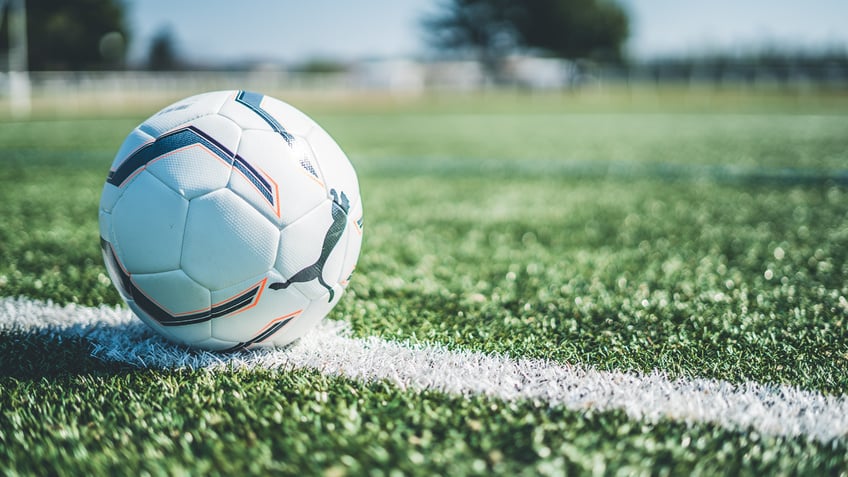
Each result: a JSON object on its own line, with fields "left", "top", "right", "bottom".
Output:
{"left": 2, "top": 296, "right": 847, "bottom": 442}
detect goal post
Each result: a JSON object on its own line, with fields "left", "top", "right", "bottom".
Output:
{"left": 2, "top": 0, "right": 31, "bottom": 117}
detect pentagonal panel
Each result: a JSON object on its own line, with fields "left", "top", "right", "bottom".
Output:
{"left": 131, "top": 269, "right": 211, "bottom": 319}
{"left": 139, "top": 91, "right": 234, "bottom": 138}
{"left": 306, "top": 125, "right": 359, "bottom": 201}
{"left": 182, "top": 189, "right": 279, "bottom": 290}
{"left": 230, "top": 129, "right": 326, "bottom": 227}
{"left": 112, "top": 171, "right": 188, "bottom": 274}
{"left": 211, "top": 271, "right": 310, "bottom": 345}
{"left": 275, "top": 198, "right": 347, "bottom": 301}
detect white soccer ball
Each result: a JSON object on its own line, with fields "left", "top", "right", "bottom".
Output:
{"left": 99, "top": 91, "right": 363, "bottom": 351}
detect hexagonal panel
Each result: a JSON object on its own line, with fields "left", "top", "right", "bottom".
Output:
{"left": 112, "top": 170, "right": 189, "bottom": 274}
{"left": 182, "top": 189, "right": 279, "bottom": 290}
{"left": 229, "top": 129, "right": 326, "bottom": 227}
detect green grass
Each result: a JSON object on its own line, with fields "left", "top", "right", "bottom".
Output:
{"left": 325, "top": 112, "right": 848, "bottom": 170}
{"left": 345, "top": 177, "right": 848, "bottom": 394}
{"left": 3, "top": 356, "right": 847, "bottom": 476}
{"left": 2, "top": 89, "right": 848, "bottom": 474}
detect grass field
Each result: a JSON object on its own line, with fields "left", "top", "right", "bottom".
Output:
{"left": 1, "top": 88, "right": 848, "bottom": 475}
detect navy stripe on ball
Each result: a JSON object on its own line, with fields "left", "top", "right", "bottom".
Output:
{"left": 99, "top": 237, "right": 262, "bottom": 327}
{"left": 106, "top": 125, "right": 275, "bottom": 210}
{"left": 235, "top": 90, "right": 295, "bottom": 146}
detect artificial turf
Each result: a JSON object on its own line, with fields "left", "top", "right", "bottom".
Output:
{"left": 1, "top": 89, "right": 847, "bottom": 474}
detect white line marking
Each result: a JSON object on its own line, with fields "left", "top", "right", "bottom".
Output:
{"left": 2, "top": 296, "right": 847, "bottom": 442}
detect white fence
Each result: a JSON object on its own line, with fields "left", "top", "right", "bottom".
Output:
{"left": 2, "top": 56, "right": 845, "bottom": 117}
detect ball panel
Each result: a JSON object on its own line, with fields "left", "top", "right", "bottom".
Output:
{"left": 217, "top": 92, "right": 277, "bottom": 133}
{"left": 128, "top": 298, "right": 212, "bottom": 348}
{"left": 182, "top": 189, "right": 280, "bottom": 290}
{"left": 101, "top": 241, "right": 130, "bottom": 301}
{"left": 251, "top": 95, "right": 317, "bottom": 136}
{"left": 275, "top": 198, "right": 347, "bottom": 301}
{"left": 145, "top": 140, "right": 232, "bottom": 200}
{"left": 306, "top": 125, "right": 360, "bottom": 201}
{"left": 160, "top": 320, "right": 213, "bottom": 346}
{"left": 187, "top": 114, "right": 243, "bottom": 153}
{"left": 99, "top": 183, "right": 122, "bottom": 214}
{"left": 206, "top": 274, "right": 273, "bottom": 333}
{"left": 140, "top": 91, "right": 234, "bottom": 138}
{"left": 263, "top": 282, "right": 346, "bottom": 348}
{"left": 338, "top": 197, "right": 364, "bottom": 284}
{"left": 275, "top": 199, "right": 332, "bottom": 276}
{"left": 290, "top": 134, "right": 325, "bottom": 186}
{"left": 210, "top": 272, "right": 310, "bottom": 345}
{"left": 98, "top": 210, "right": 112, "bottom": 243}
{"left": 230, "top": 130, "right": 326, "bottom": 227}
{"left": 131, "top": 270, "right": 211, "bottom": 318}
{"left": 111, "top": 171, "right": 189, "bottom": 274}
{"left": 297, "top": 224, "right": 346, "bottom": 299}
{"left": 190, "top": 336, "right": 244, "bottom": 352}
{"left": 126, "top": 298, "right": 171, "bottom": 340}
{"left": 109, "top": 128, "right": 154, "bottom": 177}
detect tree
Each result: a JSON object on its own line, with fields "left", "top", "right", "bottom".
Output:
{"left": 423, "top": 0, "right": 629, "bottom": 79}
{"left": 511, "top": 0, "right": 628, "bottom": 62}
{"left": 147, "top": 27, "right": 181, "bottom": 71}
{"left": 25, "top": 0, "right": 129, "bottom": 70}
{"left": 422, "top": 0, "right": 519, "bottom": 79}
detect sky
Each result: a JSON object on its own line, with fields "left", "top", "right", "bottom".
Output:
{"left": 126, "top": 0, "right": 848, "bottom": 65}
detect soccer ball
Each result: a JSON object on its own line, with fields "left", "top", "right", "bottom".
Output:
{"left": 98, "top": 91, "right": 363, "bottom": 351}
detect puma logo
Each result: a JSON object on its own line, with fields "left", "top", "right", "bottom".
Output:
{"left": 270, "top": 189, "right": 350, "bottom": 302}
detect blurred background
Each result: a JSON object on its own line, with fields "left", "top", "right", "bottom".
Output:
{"left": 1, "top": 0, "right": 847, "bottom": 116}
